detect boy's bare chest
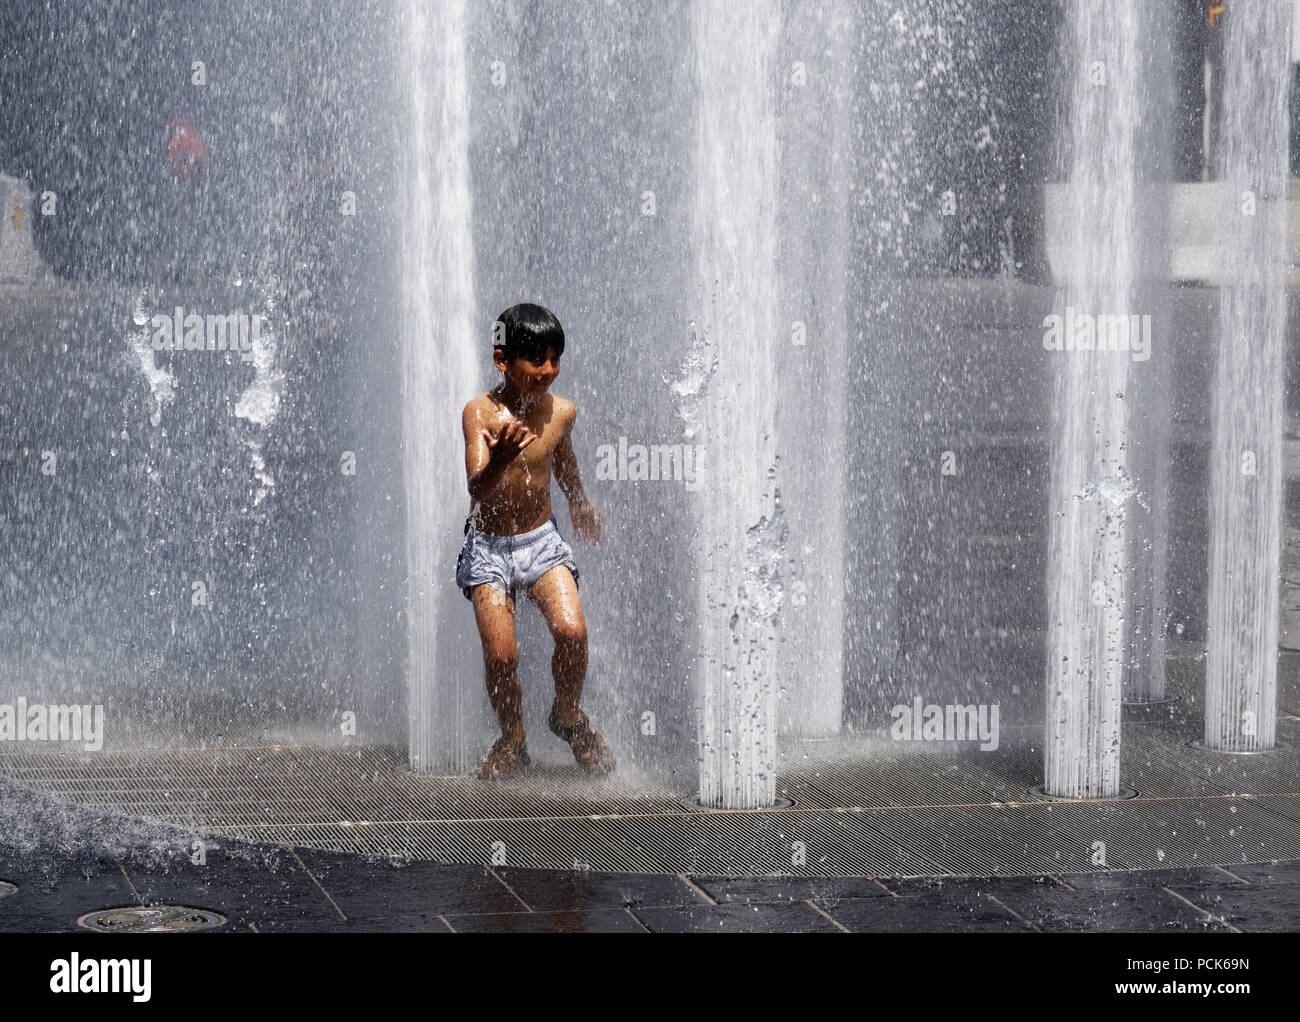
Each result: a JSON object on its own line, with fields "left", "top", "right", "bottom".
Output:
{"left": 488, "top": 406, "right": 562, "bottom": 471}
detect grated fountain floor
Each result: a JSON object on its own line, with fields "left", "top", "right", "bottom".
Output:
{"left": 2, "top": 707, "right": 1298, "bottom": 877}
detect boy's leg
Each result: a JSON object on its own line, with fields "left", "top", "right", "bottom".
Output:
{"left": 471, "top": 583, "right": 525, "bottom": 742}
{"left": 526, "top": 565, "right": 586, "bottom": 727}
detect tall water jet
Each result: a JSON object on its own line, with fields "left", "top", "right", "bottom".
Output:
{"left": 402, "top": 0, "right": 479, "bottom": 771}
{"left": 774, "top": 0, "right": 851, "bottom": 737}
{"left": 1121, "top": 340, "right": 1173, "bottom": 706}
{"left": 692, "top": 1, "right": 782, "bottom": 808}
{"left": 1204, "top": 2, "right": 1290, "bottom": 751}
{"left": 1121, "top": 9, "right": 1175, "bottom": 706}
{"left": 1043, "top": 1, "right": 1148, "bottom": 799}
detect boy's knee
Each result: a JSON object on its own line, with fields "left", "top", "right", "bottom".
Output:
{"left": 553, "top": 622, "right": 587, "bottom": 649}
{"left": 484, "top": 644, "right": 519, "bottom": 673}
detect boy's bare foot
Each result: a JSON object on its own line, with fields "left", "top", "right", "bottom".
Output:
{"left": 548, "top": 705, "right": 615, "bottom": 775}
{"left": 479, "top": 734, "right": 531, "bottom": 779}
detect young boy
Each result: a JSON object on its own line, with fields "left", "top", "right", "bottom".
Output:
{"left": 456, "top": 303, "right": 614, "bottom": 778}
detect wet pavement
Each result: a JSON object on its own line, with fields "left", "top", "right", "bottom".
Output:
{"left": 1, "top": 820, "right": 1295, "bottom": 933}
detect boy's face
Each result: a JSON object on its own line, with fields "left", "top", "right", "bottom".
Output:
{"left": 494, "top": 346, "right": 560, "bottom": 395}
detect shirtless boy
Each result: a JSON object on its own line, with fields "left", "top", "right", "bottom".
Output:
{"left": 456, "top": 303, "right": 614, "bottom": 778}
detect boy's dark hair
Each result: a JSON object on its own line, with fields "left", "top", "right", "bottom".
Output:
{"left": 493, "top": 303, "right": 565, "bottom": 362}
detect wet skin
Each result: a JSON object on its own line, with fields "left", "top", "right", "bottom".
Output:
{"left": 460, "top": 347, "right": 608, "bottom": 742}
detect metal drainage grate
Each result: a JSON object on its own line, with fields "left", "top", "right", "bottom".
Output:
{"left": 77, "top": 906, "right": 227, "bottom": 933}
{"left": 4, "top": 707, "right": 1297, "bottom": 877}
{"left": 0, "top": 881, "right": 16, "bottom": 900}
{"left": 680, "top": 795, "right": 796, "bottom": 813}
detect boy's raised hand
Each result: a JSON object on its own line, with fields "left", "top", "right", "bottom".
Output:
{"left": 483, "top": 419, "right": 536, "bottom": 462}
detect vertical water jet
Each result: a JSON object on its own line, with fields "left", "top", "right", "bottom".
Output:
{"left": 402, "top": 0, "right": 479, "bottom": 772}
{"left": 692, "top": 0, "right": 782, "bottom": 808}
{"left": 1204, "top": 1, "right": 1289, "bottom": 752}
{"left": 1122, "top": 6, "right": 1176, "bottom": 706}
{"left": 775, "top": 0, "right": 851, "bottom": 737}
{"left": 1043, "top": 1, "right": 1147, "bottom": 799}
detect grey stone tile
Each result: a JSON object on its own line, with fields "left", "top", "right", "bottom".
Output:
{"left": 1060, "top": 866, "right": 1247, "bottom": 890}
{"left": 989, "top": 887, "right": 1235, "bottom": 932}
{"left": 694, "top": 874, "right": 893, "bottom": 903}
{"left": 1164, "top": 883, "right": 1300, "bottom": 933}
{"left": 1215, "top": 860, "right": 1300, "bottom": 886}
{"left": 444, "top": 909, "right": 647, "bottom": 933}
{"left": 295, "top": 849, "right": 528, "bottom": 917}
{"left": 818, "top": 893, "right": 1034, "bottom": 933}
{"left": 634, "top": 901, "right": 843, "bottom": 933}
{"left": 270, "top": 912, "right": 454, "bottom": 933}
{"left": 0, "top": 845, "right": 139, "bottom": 932}
{"left": 124, "top": 847, "right": 342, "bottom": 931}
{"left": 878, "top": 874, "right": 1065, "bottom": 897}
{"left": 493, "top": 867, "right": 711, "bottom": 911}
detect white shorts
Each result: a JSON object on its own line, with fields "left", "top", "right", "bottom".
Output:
{"left": 455, "top": 515, "right": 580, "bottom": 602}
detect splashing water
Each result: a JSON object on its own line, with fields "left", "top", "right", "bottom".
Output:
{"left": 692, "top": 0, "right": 782, "bottom": 810}
{"left": 1204, "top": 0, "right": 1288, "bottom": 751}
{"left": 402, "top": 0, "right": 479, "bottom": 772}
{"left": 1043, "top": 0, "right": 1148, "bottom": 799}
{"left": 126, "top": 326, "right": 176, "bottom": 430}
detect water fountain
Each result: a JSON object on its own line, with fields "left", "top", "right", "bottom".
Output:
{"left": 1042, "top": 0, "right": 1151, "bottom": 799}
{"left": 774, "top": 0, "right": 852, "bottom": 740}
{"left": 1, "top": 0, "right": 1297, "bottom": 883}
{"left": 401, "top": 0, "right": 480, "bottom": 772}
{"left": 1204, "top": 0, "right": 1290, "bottom": 753}
{"left": 1120, "top": 10, "right": 1175, "bottom": 708}
{"left": 688, "top": 1, "right": 782, "bottom": 810}
{"left": 397, "top": 1, "right": 850, "bottom": 802}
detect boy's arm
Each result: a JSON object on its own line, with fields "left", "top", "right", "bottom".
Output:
{"left": 553, "top": 406, "right": 589, "bottom": 506}
{"left": 464, "top": 401, "right": 533, "bottom": 502}
{"left": 554, "top": 404, "right": 605, "bottom": 543}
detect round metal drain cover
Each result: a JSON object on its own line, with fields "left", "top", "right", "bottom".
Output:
{"left": 1026, "top": 784, "right": 1138, "bottom": 802}
{"left": 680, "top": 795, "right": 795, "bottom": 813}
{"left": 0, "top": 881, "right": 16, "bottom": 900}
{"left": 1122, "top": 695, "right": 1181, "bottom": 708}
{"left": 77, "top": 906, "right": 227, "bottom": 933}
{"left": 1189, "top": 739, "right": 1290, "bottom": 755}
